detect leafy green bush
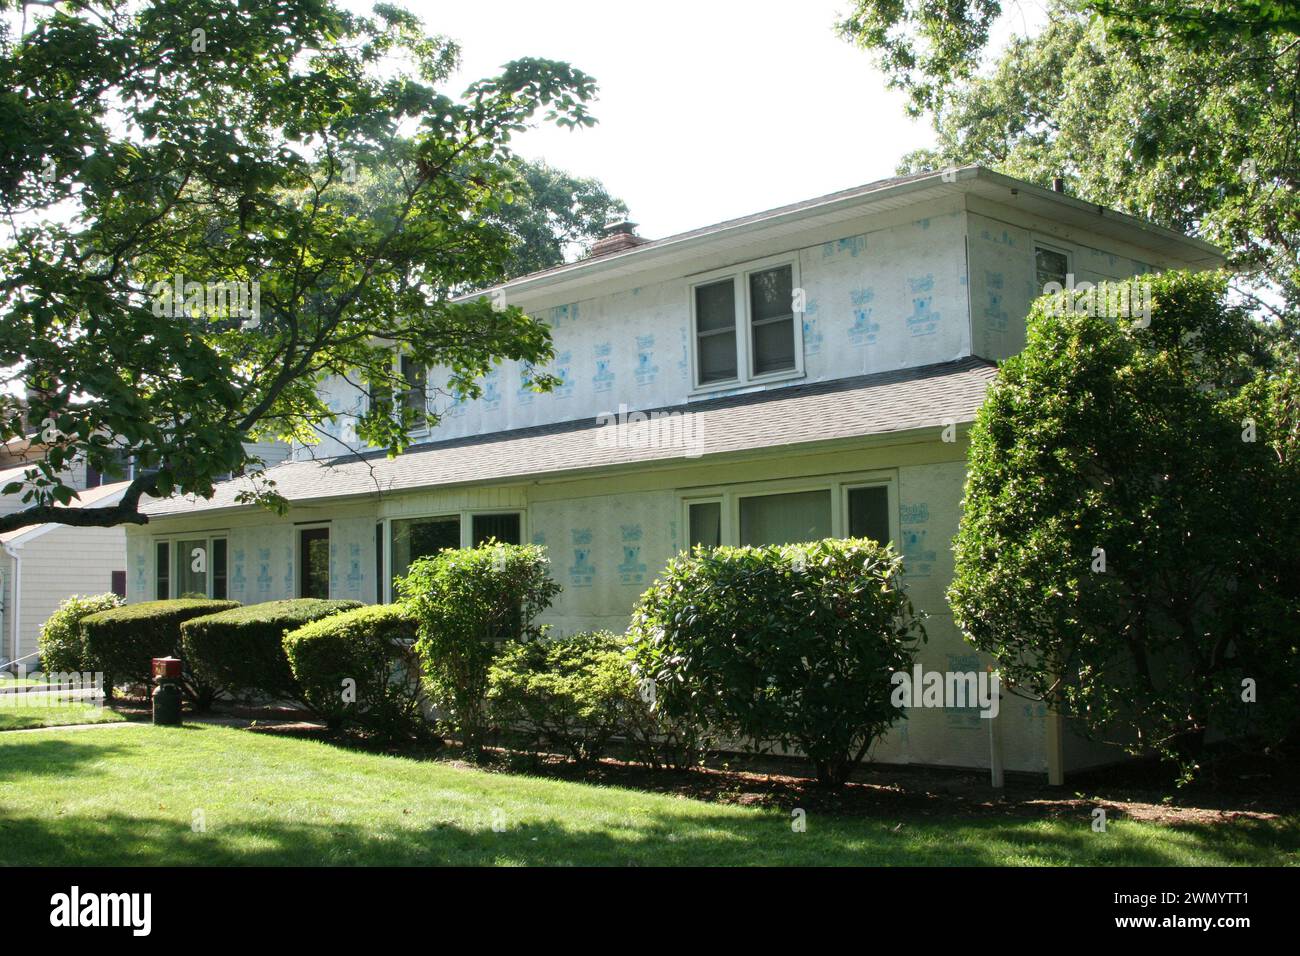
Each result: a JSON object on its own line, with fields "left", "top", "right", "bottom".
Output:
{"left": 81, "top": 598, "right": 240, "bottom": 705}
{"left": 629, "top": 539, "right": 925, "bottom": 787}
{"left": 181, "top": 599, "right": 361, "bottom": 702}
{"left": 397, "top": 542, "right": 561, "bottom": 753}
{"left": 950, "top": 271, "right": 1300, "bottom": 774}
{"left": 488, "top": 631, "right": 640, "bottom": 762}
{"left": 37, "top": 593, "right": 124, "bottom": 675}
{"left": 283, "top": 604, "right": 427, "bottom": 741}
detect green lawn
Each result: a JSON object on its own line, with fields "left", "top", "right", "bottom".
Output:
{"left": 0, "top": 676, "right": 44, "bottom": 688}
{"left": 0, "top": 724, "right": 1295, "bottom": 866}
{"left": 0, "top": 697, "right": 126, "bottom": 731}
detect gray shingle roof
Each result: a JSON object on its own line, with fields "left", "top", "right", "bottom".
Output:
{"left": 142, "top": 358, "right": 996, "bottom": 518}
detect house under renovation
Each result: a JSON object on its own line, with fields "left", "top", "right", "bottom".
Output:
{"left": 129, "top": 166, "right": 1222, "bottom": 779}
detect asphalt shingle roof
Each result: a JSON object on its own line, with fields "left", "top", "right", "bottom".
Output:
{"left": 142, "top": 357, "right": 997, "bottom": 518}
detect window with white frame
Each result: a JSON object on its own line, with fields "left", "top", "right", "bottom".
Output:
{"left": 1035, "top": 244, "right": 1070, "bottom": 293}
{"left": 399, "top": 354, "right": 430, "bottom": 428}
{"left": 155, "top": 534, "right": 228, "bottom": 599}
{"left": 691, "top": 258, "right": 802, "bottom": 390}
{"left": 386, "top": 510, "right": 523, "bottom": 599}
{"left": 364, "top": 352, "right": 430, "bottom": 432}
{"left": 682, "top": 474, "right": 895, "bottom": 550}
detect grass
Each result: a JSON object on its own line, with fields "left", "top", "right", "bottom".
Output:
{"left": 0, "top": 676, "right": 44, "bottom": 688}
{"left": 0, "top": 723, "right": 1296, "bottom": 866}
{"left": 0, "top": 696, "right": 126, "bottom": 731}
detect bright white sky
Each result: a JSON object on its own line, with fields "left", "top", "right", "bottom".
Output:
{"left": 358, "top": 0, "right": 1051, "bottom": 241}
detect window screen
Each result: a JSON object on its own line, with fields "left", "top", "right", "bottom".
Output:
{"left": 688, "top": 501, "right": 722, "bottom": 549}
{"left": 155, "top": 541, "right": 170, "bottom": 599}
{"left": 749, "top": 265, "right": 795, "bottom": 376}
{"left": 1035, "top": 246, "right": 1069, "bottom": 292}
{"left": 299, "top": 527, "right": 331, "bottom": 599}
{"left": 400, "top": 355, "right": 428, "bottom": 424}
{"left": 176, "top": 538, "right": 207, "bottom": 598}
{"left": 391, "top": 515, "right": 460, "bottom": 584}
{"left": 211, "top": 538, "right": 228, "bottom": 599}
{"left": 739, "top": 489, "right": 832, "bottom": 546}
{"left": 472, "top": 513, "right": 521, "bottom": 546}
{"left": 848, "top": 486, "right": 891, "bottom": 544}
{"left": 695, "top": 279, "right": 737, "bottom": 384}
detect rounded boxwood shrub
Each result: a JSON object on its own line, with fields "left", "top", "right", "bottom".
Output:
{"left": 182, "top": 599, "right": 362, "bottom": 702}
{"left": 488, "top": 631, "right": 639, "bottom": 763}
{"left": 81, "top": 598, "right": 240, "bottom": 704}
{"left": 283, "top": 604, "right": 426, "bottom": 741}
{"left": 628, "top": 538, "right": 926, "bottom": 787}
{"left": 397, "top": 542, "right": 561, "bottom": 753}
{"left": 38, "top": 592, "right": 124, "bottom": 676}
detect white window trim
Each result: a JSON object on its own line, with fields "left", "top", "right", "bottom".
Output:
{"left": 363, "top": 351, "right": 433, "bottom": 440}
{"left": 398, "top": 353, "right": 432, "bottom": 438}
{"left": 680, "top": 470, "right": 897, "bottom": 549}
{"left": 688, "top": 253, "right": 805, "bottom": 394}
{"left": 1032, "top": 239, "right": 1073, "bottom": 293}
{"left": 383, "top": 509, "right": 527, "bottom": 601}
{"left": 153, "top": 532, "right": 229, "bottom": 600}
{"left": 682, "top": 496, "right": 728, "bottom": 550}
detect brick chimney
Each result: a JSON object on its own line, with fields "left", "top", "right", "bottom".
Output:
{"left": 588, "top": 219, "right": 646, "bottom": 258}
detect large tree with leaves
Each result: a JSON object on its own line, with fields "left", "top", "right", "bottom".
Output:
{"left": 838, "top": 1, "right": 1300, "bottom": 335}
{"left": 0, "top": 0, "right": 602, "bottom": 532}
{"left": 949, "top": 272, "right": 1300, "bottom": 775}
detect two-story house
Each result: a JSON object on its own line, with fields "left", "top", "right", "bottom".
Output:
{"left": 128, "top": 165, "right": 1221, "bottom": 778}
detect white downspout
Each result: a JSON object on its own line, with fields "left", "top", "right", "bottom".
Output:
{"left": 2, "top": 540, "right": 21, "bottom": 673}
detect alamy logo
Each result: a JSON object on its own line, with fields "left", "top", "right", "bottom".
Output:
{"left": 594, "top": 404, "right": 703, "bottom": 458}
{"left": 151, "top": 273, "right": 261, "bottom": 327}
{"left": 49, "top": 886, "right": 151, "bottom": 936}
{"left": 1042, "top": 274, "right": 1151, "bottom": 327}
{"left": 890, "top": 665, "right": 1000, "bottom": 719}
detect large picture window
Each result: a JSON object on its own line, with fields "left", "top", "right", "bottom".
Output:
{"left": 154, "top": 534, "right": 227, "bottom": 600}
{"left": 690, "top": 258, "right": 802, "bottom": 391}
{"left": 739, "top": 489, "right": 831, "bottom": 546}
{"left": 386, "top": 510, "right": 524, "bottom": 599}
{"left": 682, "top": 475, "right": 895, "bottom": 552}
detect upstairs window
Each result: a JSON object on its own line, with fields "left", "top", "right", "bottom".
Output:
{"left": 399, "top": 354, "right": 429, "bottom": 427}
{"left": 748, "top": 266, "right": 796, "bottom": 376}
{"left": 694, "top": 280, "right": 738, "bottom": 385}
{"left": 691, "top": 259, "right": 802, "bottom": 390}
{"left": 1035, "top": 245, "right": 1070, "bottom": 294}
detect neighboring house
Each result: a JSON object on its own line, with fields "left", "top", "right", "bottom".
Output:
{"left": 1, "top": 480, "right": 131, "bottom": 671}
{"left": 0, "top": 437, "right": 290, "bottom": 671}
{"left": 129, "top": 165, "right": 1222, "bottom": 777}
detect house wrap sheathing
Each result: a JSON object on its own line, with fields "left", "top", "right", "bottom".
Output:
{"left": 128, "top": 166, "right": 1222, "bottom": 778}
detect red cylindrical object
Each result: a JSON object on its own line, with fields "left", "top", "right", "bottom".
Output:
{"left": 152, "top": 656, "right": 183, "bottom": 680}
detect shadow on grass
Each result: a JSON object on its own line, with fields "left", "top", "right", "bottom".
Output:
{"left": 0, "top": 737, "right": 137, "bottom": 782}
{"left": 5, "top": 807, "right": 1293, "bottom": 867}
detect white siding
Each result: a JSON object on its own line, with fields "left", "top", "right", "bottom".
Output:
{"left": 8, "top": 524, "right": 126, "bottom": 665}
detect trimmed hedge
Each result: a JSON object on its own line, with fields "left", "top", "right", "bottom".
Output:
{"left": 80, "top": 599, "right": 240, "bottom": 702}
{"left": 488, "top": 631, "right": 638, "bottom": 763}
{"left": 38, "top": 593, "right": 124, "bottom": 675}
{"left": 181, "top": 599, "right": 362, "bottom": 701}
{"left": 283, "top": 604, "right": 425, "bottom": 740}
